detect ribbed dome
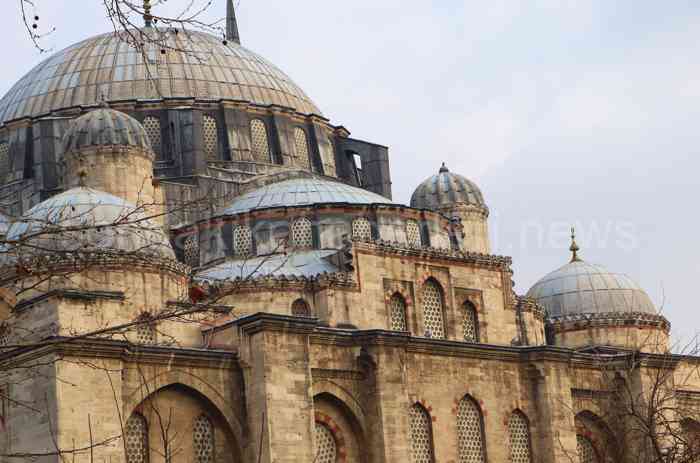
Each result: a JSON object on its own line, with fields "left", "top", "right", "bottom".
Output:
{"left": 527, "top": 260, "right": 657, "bottom": 318}
{"left": 6, "top": 188, "right": 174, "bottom": 260}
{"left": 410, "top": 164, "right": 487, "bottom": 212}
{"left": 0, "top": 29, "right": 321, "bottom": 125}
{"left": 63, "top": 107, "right": 151, "bottom": 152}
{"left": 222, "top": 177, "right": 394, "bottom": 215}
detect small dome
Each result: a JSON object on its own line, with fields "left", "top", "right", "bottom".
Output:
{"left": 527, "top": 260, "right": 656, "bottom": 318}
{"left": 222, "top": 177, "right": 394, "bottom": 215}
{"left": 62, "top": 107, "right": 151, "bottom": 153}
{"left": 410, "top": 163, "right": 487, "bottom": 212}
{"left": 6, "top": 188, "right": 174, "bottom": 260}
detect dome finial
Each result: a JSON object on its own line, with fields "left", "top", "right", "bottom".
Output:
{"left": 143, "top": 0, "right": 153, "bottom": 28}
{"left": 569, "top": 227, "right": 581, "bottom": 262}
{"left": 439, "top": 162, "right": 449, "bottom": 173}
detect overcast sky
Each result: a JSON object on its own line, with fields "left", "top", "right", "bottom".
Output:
{"left": 3, "top": 1, "right": 698, "bottom": 342}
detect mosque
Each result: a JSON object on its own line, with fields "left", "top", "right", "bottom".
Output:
{"left": 0, "top": 2, "right": 696, "bottom": 462}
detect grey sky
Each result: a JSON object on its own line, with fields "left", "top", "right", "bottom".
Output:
{"left": 3, "top": 1, "right": 698, "bottom": 342}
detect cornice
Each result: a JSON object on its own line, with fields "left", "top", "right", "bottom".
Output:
{"left": 548, "top": 312, "right": 671, "bottom": 334}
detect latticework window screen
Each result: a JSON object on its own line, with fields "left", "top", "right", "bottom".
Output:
{"left": 184, "top": 235, "right": 200, "bottom": 267}
{"left": 577, "top": 435, "right": 599, "bottom": 463}
{"left": 294, "top": 127, "right": 314, "bottom": 171}
{"left": 202, "top": 115, "right": 218, "bottom": 160}
{"left": 406, "top": 220, "right": 422, "bottom": 247}
{"left": 143, "top": 116, "right": 161, "bottom": 158}
{"left": 389, "top": 294, "right": 408, "bottom": 331}
{"left": 136, "top": 315, "right": 156, "bottom": 345}
{"left": 409, "top": 404, "right": 435, "bottom": 463}
{"left": 250, "top": 119, "right": 271, "bottom": 162}
{"left": 462, "top": 302, "right": 479, "bottom": 343}
{"left": 125, "top": 413, "right": 149, "bottom": 463}
{"left": 422, "top": 281, "right": 445, "bottom": 339}
{"left": 233, "top": 225, "right": 253, "bottom": 257}
{"left": 456, "top": 397, "right": 486, "bottom": 463}
{"left": 314, "top": 422, "right": 337, "bottom": 463}
{"left": 508, "top": 411, "right": 533, "bottom": 463}
{"left": 291, "top": 299, "right": 311, "bottom": 317}
{"left": 352, "top": 217, "right": 372, "bottom": 241}
{"left": 0, "top": 143, "right": 9, "bottom": 179}
{"left": 290, "top": 217, "right": 313, "bottom": 249}
{"left": 193, "top": 415, "right": 215, "bottom": 463}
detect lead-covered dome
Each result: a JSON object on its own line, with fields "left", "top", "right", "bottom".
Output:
{"left": 0, "top": 29, "right": 321, "bottom": 125}
{"left": 6, "top": 187, "right": 174, "bottom": 260}
{"left": 63, "top": 107, "right": 151, "bottom": 153}
{"left": 527, "top": 259, "right": 657, "bottom": 318}
{"left": 222, "top": 177, "right": 394, "bottom": 215}
{"left": 410, "top": 163, "right": 487, "bottom": 212}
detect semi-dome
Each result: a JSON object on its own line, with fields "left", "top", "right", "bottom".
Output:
{"left": 222, "top": 177, "right": 395, "bottom": 215}
{"left": 410, "top": 163, "right": 487, "bottom": 212}
{"left": 63, "top": 107, "right": 151, "bottom": 153}
{"left": 0, "top": 29, "right": 321, "bottom": 125}
{"left": 6, "top": 187, "right": 174, "bottom": 260}
{"left": 527, "top": 248, "right": 656, "bottom": 318}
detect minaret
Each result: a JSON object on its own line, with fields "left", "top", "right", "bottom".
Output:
{"left": 226, "top": 0, "right": 241, "bottom": 44}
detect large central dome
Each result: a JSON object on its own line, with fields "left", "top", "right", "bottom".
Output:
{"left": 0, "top": 29, "right": 321, "bottom": 124}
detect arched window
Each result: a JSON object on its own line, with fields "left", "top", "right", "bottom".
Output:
{"left": 135, "top": 314, "right": 156, "bottom": 345}
{"left": 290, "top": 217, "right": 313, "bottom": 249}
{"left": 314, "top": 422, "right": 337, "bottom": 463}
{"left": 576, "top": 435, "right": 599, "bottom": 463}
{"left": 508, "top": 411, "right": 533, "bottom": 463}
{"left": 193, "top": 414, "right": 215, "bottom": 463}
{"left": 183, "top": 234, "right": 200, "bottom": 267}
{"left": 0, "top": 323, "right": 10, "bottom": 347}
{"left": 409, "top": 404, "right": 435, "bottom": 463}
{"left": 291, "top": 299, "right": 311, "bottom": 317}
{"left": 125, "top": 413, "right": 149, "bottom": 463}
{"left": 352, "top": 217, "right": 372, "bottom": 241}
{"left": 462, "top": 301, "right": 479, "bottom": 343}
{"left": 422, "top": 280, "right": 445, "bottom": 339}
{"left": 681, "top": 419, "right": 700, "bottom": 454}
{"left": 143, "top": 116, "right": 161, "bottom": 159}
{"left": 202, "top": 114, "right": 219, "bottom": 160}
{"left": 294, "top": 127, "right": 315, "bottom": 172}
{"left": 389, "top": 293, "right": 408, "bottom": 332}
{"left": 406, "top": 219, "right": 422, "bottom": 247}
{"left": 250, "top": 119, "right": 271, "bottom": 163}
{"left": 233, "top": 225, "right": 253, "bottom": 257}
{"left": 456, "top": 396, "right": 486, "bottom": 463}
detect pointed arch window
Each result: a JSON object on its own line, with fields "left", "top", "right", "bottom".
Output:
{"left": 456, "top": 396, "right": 487, "bottom": 463}
{"left": 135, "top": 314, "right": 156, "bottom": 345}
{"left": 409, "top": 404, "right": 435, "bottom": 463}
{"left": 314, "top": 421, "right": 337, "bottom": 463}
{"left": 462, "top": 301, "right": 479, "bottom": 343}
{"left": 422, "top": 280, "right": 445, "bottom": 339}
{"left": 250, "top": 119, "right": 271, "bottom": 163}
{"left": 290, "top": 217, "right": 313, "bottom": 249}
{"left": 352, "top": 217, "right": 372, "bottom": 241}
{"left": 291, "top": 299, "right": 311, "bottom": 317}
{"left": 294, "top": 127, "right": 315, "bottom": 172}
{"left": 193, "top": 414, "right": 215, "bottom": 463}
{"left": 125, "top": 413, "right": 149, "bottom": 463}
{"left": 389, "top": 293, "right": 408, "bottom": 332}
{"left": 406, "top": 219, "right": 422, "bottom": 247}
{"left": 202, "top": 114, "right": 219, "bottom": 160}
{"left": 508, "top": 411, "right": 533, "bottom": 463}
{"left": 576, "top": 435, "right": 599, "bottom": 463}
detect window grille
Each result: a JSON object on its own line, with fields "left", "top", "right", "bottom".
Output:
{"left": 0, "top": 143, "right": 9, "bottom": 178}
{"left": 0, "top": 324, "right": 9, "bottom": 346}
{"left": 422, "top": 281, "right": 445, "bottom": 339}
{"left": 409, "top": 404, "right": 435, "bottom": 463}
{"left": 456, "top": 397, "right": 486, "bottom": 463}
{"left": 143, "top": 116, "right": 161, "bottom": 157}
{"left": 250, "top": 119, "right": 271, "bottom": 163}
{"left": 125, "top": 413, "right": 149, "bottom": 463}
{"left": 352, "top": 217, "right": 372, "bottom": 241}
{"left": 291, "top": 299, "right": 311, "bottom": 317}
{"left": 290, "top": 217, "right": 313, "bottom": 249}
{"left": 406, "top": 220, "right": 421, "bottom": 247}
{"left": 136, "top": 315, "right": 156, "bottom": 345}
{"left": 233, "top": 225, "right": 253, "bottom": 257}
{"left": 314, "top": 422, "right": 337, "bottom": 463}
{"left": 508, "top": 412, "right": 533, "bottom": 463}
{"left": 184, "top": 235, "right": 200, "bottom": 267}
{"left": 577, "top": 435, "right": 598, "bottom": 463}
{"left": 389, "top": 294, "right": 408, "bottom": 331}
{"left": 193, "top": 415, "right": 215, "bottom": 463}
{"left": 294, "top": 127, "right": 313, "bottom": 171}
{"left": 203, "top": 115, "right": 218, "bottom": 160}
{"left": 462, "top": 302, "right": 479, "bottom": 343}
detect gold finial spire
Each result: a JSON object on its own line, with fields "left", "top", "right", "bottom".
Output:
{"left": 143, "top": 0, "right": 153, "bottom": 28}
{"left": 569, "top": 227, "right": 581, "bottom": 262}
